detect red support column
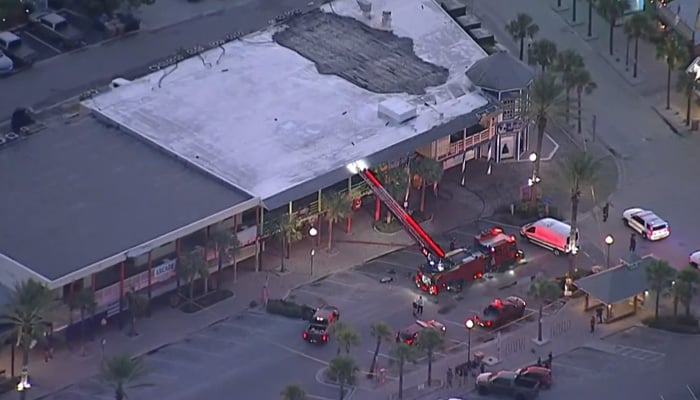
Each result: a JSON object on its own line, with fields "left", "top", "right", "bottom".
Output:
{"left": 205, "top": 226, "right": 210, "bottom": 240}
{"left": 176, "top": 238, "right": 181, "bottom": 258}
{"left": 91, "top": 274, "right": 96, "bottom": 292}
{"left": 346, "top": 216, "right": 352, "bottom": 233}
{"left": 374, "top": 198, "right": 381, "bottom": 221}
{"left": 118, "top": 261, "right": 126, "bottom": 328}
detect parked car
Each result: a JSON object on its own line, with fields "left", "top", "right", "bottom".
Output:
{"left": 515, "top": 365, "right": 552, "bottom": 389}
{"left": 475, "top": 370, "right": 540, "bottom": 399}
{"left": 473, "top": 297, "right": 526, "bottom": 329}
{"left": 622, "top": 208, "right": 670, "bottom": 241}
{"left": 0, "top": 31, "right": 37, "bottom": 66}
{"left": 32, "top": 12, "right": 83, "bottom": 49}
{"left": 0, "top": 50, "right": 13, "bottom": 75}
{"left": 690, "top": 250, "right": 700, "bottom": 267}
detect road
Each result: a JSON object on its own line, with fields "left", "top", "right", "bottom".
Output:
{"left": 0, "top": 0, "right": 317, "bottom": 121}
{"left": 475, "top": 0, "right": 700, "bottom": 270}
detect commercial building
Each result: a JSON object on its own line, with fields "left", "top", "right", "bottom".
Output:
{"left": 0, "top": 0, "right": 526, "bottom": 323}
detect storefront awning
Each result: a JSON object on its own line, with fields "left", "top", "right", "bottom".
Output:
{"left": 574, "top": 254, "right": 656, "bottom": 304}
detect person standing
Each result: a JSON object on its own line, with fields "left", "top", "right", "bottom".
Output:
{"left": 446, "top": 367, "right": 453, "bottom": 387}
{"left": 596, "top": 305, "right": 604, "bottom": 323}
{"left": 629, "top": 233, "right": 637, "bottom": 253}
{"left": 602, "top": 202, "right": 609, "bottom": 222}
{"left": 416, "top": 296, "right": 425, "bottom": 315}
{"left": 590, "top": 315, "right": 596, "bottom": 333}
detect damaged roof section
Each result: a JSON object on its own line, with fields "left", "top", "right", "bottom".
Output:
{"left": 273, "top": 10, "right": 449, "bottom": 95}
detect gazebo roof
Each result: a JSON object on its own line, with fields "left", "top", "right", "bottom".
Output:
{"left": 466, "top": 51, "right": 534, "bottom": 92}
{"left": 574, "top": 254, "right": 656, "bottom": 304}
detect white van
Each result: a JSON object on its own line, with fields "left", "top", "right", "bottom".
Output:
{"left": 520, "top": 218, "right": 578, "bottom": 256}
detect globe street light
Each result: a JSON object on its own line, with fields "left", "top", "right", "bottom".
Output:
{"left": 604, "top": 234, "right": 614, "bottom": 268}
{"left": 309, "top": 227, "right": 318, "bottom": 276}
{"left": 465, "top": 319, "right": 475, "bottom": 377}
{"left": 529, "top": 152, "right": 537, "bottom": 162}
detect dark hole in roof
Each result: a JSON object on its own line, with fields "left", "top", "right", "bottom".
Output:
{"left": 273, "top": 10, "right": 449, "bottom": 95}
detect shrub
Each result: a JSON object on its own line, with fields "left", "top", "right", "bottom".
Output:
{"left": 266, "top": 299, "right": 315, "bottom": 320}
{"left": 643, "top": 316, "right": 700, "bottom": 334}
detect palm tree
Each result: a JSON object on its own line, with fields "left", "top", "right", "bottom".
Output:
{"left": 528, "top": 277, "right": 562, "bottom": 342}
{"left": 506, "top": 14, "right": 539, "bottom": 61}
{"left": 413, "top": 157, "right": 444, "bottom": 212}
{"left": 390, "top": 343, "right": 416, "bottom": 400}
{"left": 100, "top": 353, "right": 151, "bottom": 400}
{"left": 416, "top": 328, "right": 444, "bottom": 387}
{"left": 527, "top": 73, "right": 565, "bottom": 188}
{"left": 177, "top": 246, "right": 208, "bottom": 301}
{"left": 335, "top": 323, "right": 361, "bottom": 355}
{"left": 75, "top": 288, "right": 96, "bottom": 355}
{"left": 645, "top": 259, "right": 676, "bottom": 320}
{"left": 553, "top": 50, "right": 584, "bottom": 126}
{"left": 209, "top": 229, "right": 241, "bottom": 286}
{"left": 528, "top": 39, "right": 558, "bottom": 72}
{"left": 676, "top": 71, "right": 697, "bottom": 126}
{"left": 624, "top": 13, "right": 652, "bottom": 78}
{"left": 677, "top": 267, "right": 700, "bottom": 317}
{"left": 561, "top": 151, "right": 601, "bottom": 274}
{"left": 598, "top": 0, "right": 630, "bottom": 56}
{"left": 1, "top": 279, "right": 54, "bottom": 399}
{"left": 375, "top": 166, "right": 410, "bottom": 223}
{"left": 323, "top": 192, "right": 350, "bottom": 251}
{"left": 571, "top": 68, "right": 597, "bottom": 134}
{"left": 657, "top": 33, "right": 689, "bottom": 110}
{"left": 369, "top": 321, "right": 393, "bottom": 376}
{"left": 274, "top": 214, "right": 302, "bottom": 272}
{"left": 327, "top": 355, "right": 357, "bottom": 400}
{"left": 125, "top": 290, "right": 148, "bottom": 337}
{"left": 281, "top": 383, "right": 307, "bottom": 400}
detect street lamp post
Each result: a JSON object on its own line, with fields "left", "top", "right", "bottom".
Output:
{"left": 309, "top": 227, "right": 318, "bottom": 276}
{"left": 16, "top": 366, "right": 30, "bottom": 399}
{"left": 527, "top": 153, "right": 541, "bottom": 206}
{"left": 604, "top": 234, "right": 614, "bottom": 268}
{"left": 465, "top": 319, "right": 474, "bottom": 378}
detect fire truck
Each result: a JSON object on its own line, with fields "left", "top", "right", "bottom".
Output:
{"left": 349, "top": 162, "right": 522, "bottom": 296}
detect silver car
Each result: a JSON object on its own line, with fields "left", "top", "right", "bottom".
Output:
{"left": 0, "top": 50, "right": 13, "bottom": 75}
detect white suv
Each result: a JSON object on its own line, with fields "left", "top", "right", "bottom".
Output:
{"left": 622, "top": 208, "right": 670, "bottom": 241}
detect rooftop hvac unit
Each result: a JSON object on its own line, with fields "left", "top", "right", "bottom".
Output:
{"left": 378, "top": 98, "right": 417, "bottom": 124}
{"left": 357, "top": 0, "right": 372, "bottom": 18}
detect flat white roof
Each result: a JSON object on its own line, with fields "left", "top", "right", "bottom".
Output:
{"left": 84, "top": 0, "right": 488, "bottom": 204}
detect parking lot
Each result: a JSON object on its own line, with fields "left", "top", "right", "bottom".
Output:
{"left": 538, "top": 326, "right": 700, "bottom": 400}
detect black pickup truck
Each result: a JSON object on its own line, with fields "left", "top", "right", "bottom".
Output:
{"left": 302, "top": 322, "right": 330, "bottom": 344}
{"left": 475, "top": 370, "right": 539, "bottom": 400}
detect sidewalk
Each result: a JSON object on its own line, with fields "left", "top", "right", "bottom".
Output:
{"left": 372, "top": 295, "right": 652, "bottom": 400}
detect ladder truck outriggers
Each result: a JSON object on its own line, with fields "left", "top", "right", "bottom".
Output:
{"left": 347, "top": 160, "right": 524, "bottom": 296}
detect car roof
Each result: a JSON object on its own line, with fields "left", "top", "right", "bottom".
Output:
{"left": 494, "top": 371, "right": 518, "bottom": 379}
{"left": 632, "top": 210, "right": 667, "bottom": 225}
{"left": 41, "top": 13, "right": 67, "bottom": 24}
{"left": 0, "top": 31, "right": 20, "bottom": 42}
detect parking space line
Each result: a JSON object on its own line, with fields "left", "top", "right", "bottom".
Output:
{"left": 264, "top": 337, "right": 329, "bottom": 365}
{"left": 308, "top": 395, "right": 335, "bottom": 400}
{"left": 687, "top": 385, "right": 698, "bottom": 400}
{"left": 366, "top": 350, "right": 397, "bottom": 361}
{"left": 167, "top": 342, "right": 229, "bottom": 358}
{"left": 23, "top": 31, "right": 62, "bottom": 54}
{"left": 444, "top": 319, "right": 467, "bottom": 328}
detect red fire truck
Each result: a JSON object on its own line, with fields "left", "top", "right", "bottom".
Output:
{"left": 352, "top": 165, "right": 521, "bottom": 296}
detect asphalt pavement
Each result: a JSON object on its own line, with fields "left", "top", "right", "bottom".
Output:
{"left": 0, "top": 0, "right": 318, "bottom": 122}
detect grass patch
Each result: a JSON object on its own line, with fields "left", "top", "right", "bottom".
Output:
{"left": 179, "top": 289, "right": 234, "bottom": 313}
{"left": 642, "top": 315, "right": 700, "bottom": 334}
{"left": 375, "top": 210, "right": 432, "bottom": 234}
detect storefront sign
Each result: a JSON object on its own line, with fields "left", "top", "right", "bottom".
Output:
{"left": 237, "top": 225, "right": 257, "bottom": 246}
{"left": 153, "top": 258, "right": 177, "bottom": 279}
{"left": 95, "top": 258, "right": 178, "bottom": 307}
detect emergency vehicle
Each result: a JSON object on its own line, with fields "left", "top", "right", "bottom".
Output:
{"left": 474, "top": 227, "right": 525, "bottom": 271}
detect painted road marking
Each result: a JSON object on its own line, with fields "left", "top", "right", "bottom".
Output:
{"left": 367, "top": 350, "right": 396, "bottom": 361}
{"left": 24, "top": 31, "right": 62, "bottom": 54}
{"left": 688, "top": 385, "right": 698, "bottom": 400}
{"left": 265, "top": 338, "right": 329, "bottom": 365}
{"left": 308, "top": 395, "right": 335, "bottom": 400}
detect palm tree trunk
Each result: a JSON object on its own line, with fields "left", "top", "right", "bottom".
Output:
{"left": 666, "top": 63, "right": 672, "bottom": 110}
{"left": 369, "top": 340, "right": 381, "bottom": 374}
{"left": 116, "top": 386, "right": 125, "bottom": 400}
{"left": 232, "top": 253, "right": 238, "bottom": 283}
{"left": 328, "top": 218, "right": 334, "bottom": 251}
{"left": 673, "top": 296, "right": 679, "bottom": 317}
{"left": 572, "top": 0, "right": 577, "bottom": 22}
{"left": 565, "top": 88, "right": 571, "bottom": 125}
{"left": 686, "top": 302, "right": 691, "bottom": 317}
{"left": 216, "top": 249, "right": 223, "bottom": 290}
{"left": 625, "top": 36, "right": 630, "bottom": 66}
{"left": 398, "top": 360, "right": 405, "bottom": 399}
{"left": 280, "top": 235, "right": 286, "bottom": 273}
{"left": 519, "top": 37, "right": 525, "bottom": 61}
{"left": 420, "top": 183, "right": 426, "bottom": 212}
{"left": 608, "top": 21, "right": 614, "bottom": 56}
{"left": 686, "top": 90, "right": 692, "bottom": 126}
{"left": 203, "top": 271, "right": 209, "bottom": 294}
{"left": 19, "top": 345, "right": 29, "bottom": 400}
{"left": 633, "top": 38, "right": 641, "bottom": 79}
{"left": 80, "top": 308, "right": 87, "bottom": 355}
{"left": 427, "top": 352, "right": 433, "bottom": 386}
{"left": 577, "top": 91, "right": 583, "bottom": 134}
{"left": 654, "top": 291, "right": 661, "bottom": 319}
{"left": 339, "top": 380, "right": 345, "bottom": 400}
{"left": 568, "top": 192, "right": 580, "bottom": 275}
{"left": 533, "top": 115, "right": 547, "bottom": 179}
{"left": 189, "top": 279, "right": 195, "bottom": 300}
{"left": 537, "top": 304, "right": 543, "bottom": 341}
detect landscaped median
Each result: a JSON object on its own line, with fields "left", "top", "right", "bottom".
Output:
{"left": 643, "top": 315, "right": 700, "bottom": 334}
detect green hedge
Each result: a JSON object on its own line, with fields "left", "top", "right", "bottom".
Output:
{"left": 266, "top": 299, "right": 316, "bottom": 320}
{"left": 643, "top": 315, "right": 700, "bottom": 334}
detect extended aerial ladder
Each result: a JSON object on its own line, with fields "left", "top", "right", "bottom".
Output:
{"left": 357, "top": 167, "right": 446, "bottom": 260}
